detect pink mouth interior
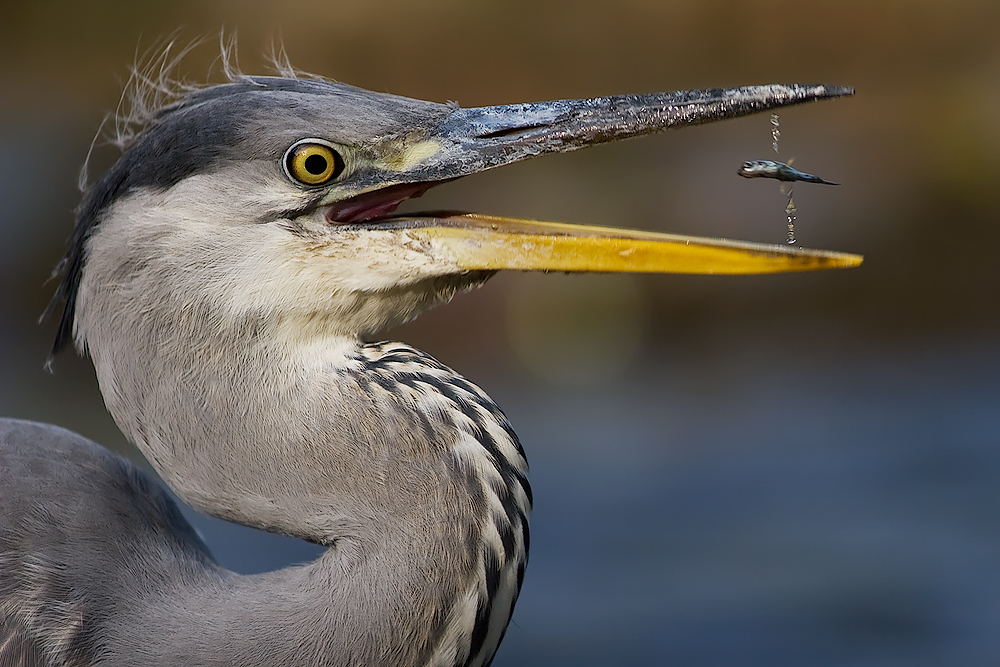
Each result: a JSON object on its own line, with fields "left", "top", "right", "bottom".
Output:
{"left": 325, "top": 182, "right": 436, "bottom": 224}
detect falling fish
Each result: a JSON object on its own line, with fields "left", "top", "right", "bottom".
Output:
{"left": 738, "top": 159, "right": 838, "bottom": 185}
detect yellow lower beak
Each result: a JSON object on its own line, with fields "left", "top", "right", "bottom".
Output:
{"left": 411, "top": 213, "right": 862, "bottom": 274}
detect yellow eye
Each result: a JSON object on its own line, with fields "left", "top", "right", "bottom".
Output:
{"left": 284, "top": 140, "right": 344, "bottom": 186}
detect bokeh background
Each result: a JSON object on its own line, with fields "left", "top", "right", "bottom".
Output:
{"left": 3, "top": 2, "right": 1000, "bottom": 665}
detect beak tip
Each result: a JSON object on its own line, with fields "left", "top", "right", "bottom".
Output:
{"left": 824, "top": 84, "right": 855, "bottom": 99}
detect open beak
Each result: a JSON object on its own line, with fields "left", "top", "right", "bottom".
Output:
{"left": 347, "top": 83, "right": 861, "bottom": 274}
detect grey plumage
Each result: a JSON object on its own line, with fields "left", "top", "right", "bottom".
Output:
{"left": 1, "top": 418, "right": 216, "bottom": 666}
{"left": 3, "top": 343, "right": 528, "bottom": 666}
{"left": 3, "top": 66, "right": 853, "bottom": 666}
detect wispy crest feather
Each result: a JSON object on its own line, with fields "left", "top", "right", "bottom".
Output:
{"left": 78, "top": 32, "right": 317, "bottom": 192}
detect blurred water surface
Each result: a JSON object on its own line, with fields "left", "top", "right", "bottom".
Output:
{"left": 2, "top": 2, "right": 1000, "bottom": 665}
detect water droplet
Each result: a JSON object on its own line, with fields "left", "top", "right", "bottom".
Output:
{"left": 784, "top": 188, "right": 797, "bottom": 245}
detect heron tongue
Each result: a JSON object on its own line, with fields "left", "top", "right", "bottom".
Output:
{"left": 326, "top": 183, "right": 435, "bottom": 223}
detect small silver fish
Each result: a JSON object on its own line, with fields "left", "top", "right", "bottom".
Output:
{"left": 738, "top": 159, "right": 838, "bottom": 185}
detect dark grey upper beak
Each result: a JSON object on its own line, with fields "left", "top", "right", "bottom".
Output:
{"left": 390, "top": 84, "right": 853, "bottom": 186}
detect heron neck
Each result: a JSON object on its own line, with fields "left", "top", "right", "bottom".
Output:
{"left": 91, "top": 325, "right": 495, "bottom": 540}
{"left": 115, "top": 547, "right": 472, "bottom": 667}
{"left": 86, "top": 318, "right": 530, "bottom": 666}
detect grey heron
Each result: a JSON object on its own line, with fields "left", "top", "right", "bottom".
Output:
{"left": 0, "top": 64, "right": 857, "bottom": 666}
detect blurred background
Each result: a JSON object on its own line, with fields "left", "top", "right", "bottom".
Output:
{"left": 2, "top": 1, "right": 1000, "bottom": 664}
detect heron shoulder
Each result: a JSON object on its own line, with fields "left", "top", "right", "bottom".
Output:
{"left": 0, "top": 418, "right": 219, "bottom": 667}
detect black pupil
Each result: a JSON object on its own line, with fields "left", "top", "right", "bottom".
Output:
{"left": 304, "top": 153, "right": 328, "bottom": 175}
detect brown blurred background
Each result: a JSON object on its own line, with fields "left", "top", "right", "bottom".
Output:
{"left": 3, "top": 2, "right": 1000, "bottom": 665}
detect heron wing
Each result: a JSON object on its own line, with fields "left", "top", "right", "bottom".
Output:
{"left": 1, "top": 418, "right": 221, "bottom": 667}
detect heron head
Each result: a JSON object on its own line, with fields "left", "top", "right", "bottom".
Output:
{"left": 53, "top": 75, "right": 857, "bottom": 360}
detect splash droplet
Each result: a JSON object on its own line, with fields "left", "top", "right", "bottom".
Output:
{"left": 784, "top": 188, "right": 797, "bottom": 245}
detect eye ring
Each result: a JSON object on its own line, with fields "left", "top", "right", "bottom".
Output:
{"left": 283, "top": 139, "right": 345, "bottom": 186}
